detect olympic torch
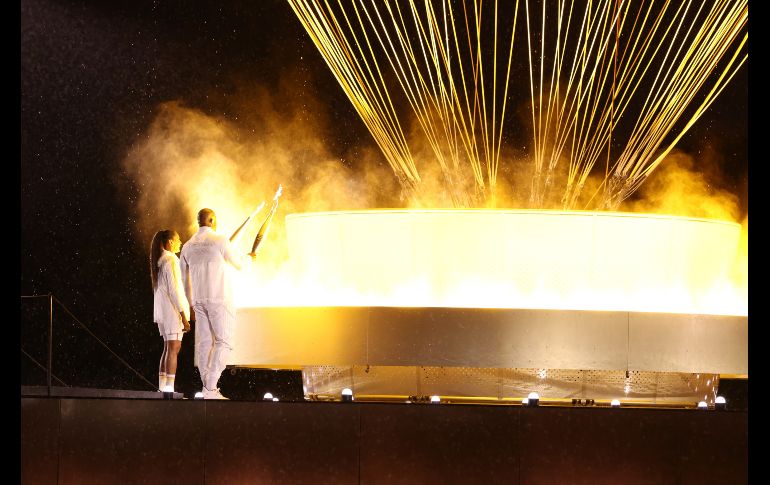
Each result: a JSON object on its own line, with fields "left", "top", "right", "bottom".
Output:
{"left": 230, "top": 201, "right": 266, "bottom": 243}
{"left": 249, "top": 184, "right": 283, "bottom": 259}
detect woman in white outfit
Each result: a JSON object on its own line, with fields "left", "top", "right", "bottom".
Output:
{"left": 150, "top": 229, "right": 191, "bottom": 393}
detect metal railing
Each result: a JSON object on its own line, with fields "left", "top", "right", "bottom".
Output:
{"left": 20, "top": 293, "right": 155, "bottom": 395}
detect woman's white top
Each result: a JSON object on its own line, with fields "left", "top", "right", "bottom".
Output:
{"left": 154, "top": 250, "right": 191, "bottom": 325}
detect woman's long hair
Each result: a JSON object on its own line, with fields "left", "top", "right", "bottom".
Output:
{"left": 150, "top": 230, "right": 177, "bottom": 290}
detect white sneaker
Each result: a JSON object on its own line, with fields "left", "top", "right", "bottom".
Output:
{"left": 202, "top": 388, "right": 229, "bottom": 400}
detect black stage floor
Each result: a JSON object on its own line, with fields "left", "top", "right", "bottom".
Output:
{"left": 22, "top": 394, "right": 748, "bottom": 484}
{"left": 22, "top": 385, "right": 184, "bottom": 399}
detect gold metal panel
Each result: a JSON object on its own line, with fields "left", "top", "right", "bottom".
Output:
{"left": 366, "top": 308, "right": 629, "bottom": 370}
{"left": 228, "top": 307, "right": 369, "bottom": 366}
{"left": 230, "top": 307, "right": 748, "bottom": 377}
{"left": 628, "top": 313, "right": 748, "bottom": 374}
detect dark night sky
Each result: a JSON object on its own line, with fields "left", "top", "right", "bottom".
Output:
{"left": 20, "top": 0, "right": 747, "bottom": 395}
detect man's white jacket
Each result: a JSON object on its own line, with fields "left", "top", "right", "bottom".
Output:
{"left": 180, "top": 226, "right": 243, "bottom": 312}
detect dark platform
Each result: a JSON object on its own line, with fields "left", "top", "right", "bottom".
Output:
{"left": 21, "top": 385, "right": 184, "bottom": 399}
{"left": 21, "top": 397, "right": 747, "bottom": 484}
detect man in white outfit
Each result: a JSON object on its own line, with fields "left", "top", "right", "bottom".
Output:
{"left": 180, "top": 208, "right": 242, "bottom": 400}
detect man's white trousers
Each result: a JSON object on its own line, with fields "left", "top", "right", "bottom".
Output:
{"left": 193, "top": 303, "right": 235, "bottom": 390}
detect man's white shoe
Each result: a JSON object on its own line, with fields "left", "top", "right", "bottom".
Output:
{"left": 202, "top": 388, "right": 229, "bottom": 400}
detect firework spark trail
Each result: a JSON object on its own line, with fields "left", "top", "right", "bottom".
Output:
{"left": 630, "top": 2, "right": 747, "bottom": 173}
{"left": 560, "top": 0, "right": 618, "bottom": 208}
{"left": 288, "top": 0, "right": 522, "bottom": 205}
{"left": 527, "top": 0, "right": 746, "bottom": 209}
{"left": 377, "top": 1, "right": 454, "bottom": 181}
{"left": 601, "top": 0, "right": 747, "bottom": 208}
{"left": 576, "top": 0, "right": 676, "bottom": 207}
{"left": 288, "top": 0, "right": 418, "bottom": 189}
{"left": 287, "top": 0, "right": 746, "bottom": 209}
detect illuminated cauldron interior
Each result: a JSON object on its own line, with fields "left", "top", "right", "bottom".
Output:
{"left": 283, "top": 210, "right": 743, "bottom": 314}
{"left": 230, "top": 210, "right": 747, "bottom": 405}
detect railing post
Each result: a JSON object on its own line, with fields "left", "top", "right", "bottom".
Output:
{"left": 48, "top": 293, "right": 53, "bottom": 397}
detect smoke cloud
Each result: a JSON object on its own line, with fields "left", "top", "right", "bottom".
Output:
{"left": 625, "top": 149, "right": 741, "bottom": 221}
{"left": 121, "top": 74, "right": 399, "bottom": 268}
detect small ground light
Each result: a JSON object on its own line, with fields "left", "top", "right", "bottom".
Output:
{"left": 272, "top": 397, "right": 279, "bottom": 402}
{"left": 697, "top": 401, "right": 708, "bottom": 410}
{"left": 162, "top": 385, "right": 174, "bottom": 400}
{"left": 341, "top": 388, "right": 354, "bottom": 402}
{"left": 263, "top": 392, "right": 274, "bottom": 401}
{"left": 527, "top": 392, "right": 540, "bottom": 406}
{"left": 430, "top": 395, "right": 441, "bottom": 403}
{"left": 194, "top": 392, "right": 204, "bottom": 400}
{"left": 610, "top": 399, "right": 621, "bottom": 408}
{"left": 715, "top": 396, "right": 727, "bottom": 410}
